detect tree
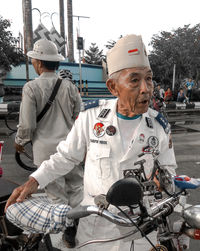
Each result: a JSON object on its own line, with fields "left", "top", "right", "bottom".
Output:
{"left": 105, "top": 39, "right": 116, "bottom": 50}
{"left": 149, "top": 24, "right": 200, "bottom": 87}
{"left": 84, "top": 43, "right": 105, "bottom": 65}
{"left": 105, "top": 35, "right": 123, "bottom": 50}
{"left": 0, "top": 16, "right": 25, "bottom": 73}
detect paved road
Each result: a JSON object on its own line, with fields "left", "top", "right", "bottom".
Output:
{"left": 1, "top": 119, "right": 200, "bottom": 250}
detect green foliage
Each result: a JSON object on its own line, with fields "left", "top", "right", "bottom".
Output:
{"left": 0, "top": 16, "right": 25, "bottom": 73}
{"left": 105, "top": 39, "right": 116, "bottom": 50}
{"left": 149, "top": 24, "right": 200, "bottom": 86}
{"left": 105, "top": 35, "right": 123, "bottom": 50}
{"left": 84, "top": 43, "right": 105, "bottom": 65}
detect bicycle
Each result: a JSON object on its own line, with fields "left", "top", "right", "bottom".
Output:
{"left": 4, "top": 102, "right": 20, "bottom": 134}
{"left": 0, "top": 142, "right": 53, "bottom": 251}
{"left": 15, "top": 142, "right": 37, "bottom": 172}
{"left": 66, "top": 147, "right": 200, "bottom": 250}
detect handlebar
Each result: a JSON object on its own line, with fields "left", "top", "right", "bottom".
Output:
{"left": 66, "top": 173, "right": 200, "bottom": 249}
{"left": 66, "top": 205, "right": 140, "bottom": 227}
{"left": 67, "top": 194, "right": 179, "bottom": 227}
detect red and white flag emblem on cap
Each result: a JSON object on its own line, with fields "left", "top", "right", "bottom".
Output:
{"left": 128, "top": 48, "right": 140, "bottom": 55}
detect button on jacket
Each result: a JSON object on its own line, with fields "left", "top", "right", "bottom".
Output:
{"left": 31, "top": 98, "right": 176, "bottom": 251}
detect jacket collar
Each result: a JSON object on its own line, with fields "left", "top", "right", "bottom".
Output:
{"left": 39, "top": 72, "right": 57, "bottom": 79}
{"left": 97, "top": 99, "right": 152, "bottom": 124}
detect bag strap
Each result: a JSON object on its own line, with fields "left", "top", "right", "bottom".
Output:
{"left": 37, "top": 78, "right": 62, "bottom": 123}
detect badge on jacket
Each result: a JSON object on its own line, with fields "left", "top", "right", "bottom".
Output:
{"left": 106, "top": 125, "right": 116, "bottom": 136}
{"left": 93, "top": 123, "right": 105, "bottom": 138}
{"left": 147, "top": 136, "right": 159, "bottom": 148}
{"left": 139, "top": 133, "right": 145, "bottom": 143}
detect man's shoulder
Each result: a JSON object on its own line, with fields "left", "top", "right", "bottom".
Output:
{"left": 81, "top": 99, "right": 115, "bottom": 112}
{"left": 61, "top": 78, "right": 75, "bottom": 86}
{"left": 22, "top": 79, "right": 38, "bottom": 94}
{"left": 148, "top": 108, "right": 170, "bottom": 134}
{"left": 24, "top": 78, "right": 40, "bottom": 88}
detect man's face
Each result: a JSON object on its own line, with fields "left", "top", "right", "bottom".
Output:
{"left": 108, "top": 67, "right": 153, "bottom": 116}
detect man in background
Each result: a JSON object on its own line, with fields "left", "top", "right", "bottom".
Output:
{"left": 14, "top": 39, "right": 83, "bottom": 248}
{"left": 184, "top": 78, "right": 194, "bottom": 102}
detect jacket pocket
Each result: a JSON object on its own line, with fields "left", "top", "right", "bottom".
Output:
{"left": 89, "top": 144, "right": 111, "bottom": 180}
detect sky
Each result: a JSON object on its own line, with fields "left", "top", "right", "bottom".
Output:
{"left": 1, "top": 0, "right": 200, "bottom": 61}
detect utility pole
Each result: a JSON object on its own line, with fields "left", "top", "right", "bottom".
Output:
{"left": 22, "top": 0, "right": 33, "bottom": 82}
{"left": 73, "top": 15, "right": 90, "bottom": 90}
{"left": 67, "top": 0, "right": 74, "bottom": 62}
{"left": 59, "top": 0, "right": 66, "bottom": 57}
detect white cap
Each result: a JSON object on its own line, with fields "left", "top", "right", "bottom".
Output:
{"left": 107, "top": 34, "right": 150, "bottom": 76}
{"left": 27, "top": 39, "right": 65, "bottom": 62}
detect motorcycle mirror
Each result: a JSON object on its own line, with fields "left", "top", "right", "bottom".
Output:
{"left": 106, "top": 177, "right": 143, "bottom": 206}
{"left": 182, "top": 205, "right": 200, "bottom": 229}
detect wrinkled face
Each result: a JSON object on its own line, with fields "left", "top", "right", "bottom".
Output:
{"left": 107, "top": 67, "right": 154, "bottom": 116}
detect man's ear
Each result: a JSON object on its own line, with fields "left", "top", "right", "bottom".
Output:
{"left": 38, "top": 60, "right": 43, "bottom": 68}
{"left": 106, "top": 79, "right": 119, "bottom": 97}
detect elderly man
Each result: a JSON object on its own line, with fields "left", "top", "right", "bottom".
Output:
{"left": 5, "top": 34, "right": 176, "bottom": 251}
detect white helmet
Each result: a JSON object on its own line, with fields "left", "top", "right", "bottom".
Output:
{"left": 27, "top": 39, "right": 65, "bottom": 62}
{"left": 59, "top": 69, "right": 73, "bottom": 80}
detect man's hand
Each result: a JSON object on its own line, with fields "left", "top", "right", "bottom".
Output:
{"left": 153, "top": 175, "right": 161, "bottom": 191}
{"left": 14, "top": 142, "right": 25, "bottom": 153}
{"left": 5, "top": 177, "right": 39, "bottom": 212}
{"left": 147, "top": 171, "right": 161, "bottom": 191}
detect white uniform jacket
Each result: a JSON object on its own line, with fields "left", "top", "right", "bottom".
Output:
{"left": 31, "top": 98, "right": 177, "bottom": 250}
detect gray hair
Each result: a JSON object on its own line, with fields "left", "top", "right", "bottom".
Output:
{"left": 109, "top": 70, "right": 121, "bottom": 81}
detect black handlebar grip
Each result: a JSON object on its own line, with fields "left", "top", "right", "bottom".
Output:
{"left": 66, "top": 206, "right": 90, "bottom": 219}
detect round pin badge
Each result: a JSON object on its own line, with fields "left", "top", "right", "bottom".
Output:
{"left": 147, "top": 136, "right": 159, "bottom": 148}
{"left": 139, "top": 133, "right": 145, "bottom": 143}
{"left": 93, "top": 122, "right": 105, "bottom": 138}
{"left": 106, "top": 125, "right": 116, "bottom": 136}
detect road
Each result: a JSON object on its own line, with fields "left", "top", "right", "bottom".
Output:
{"left": 1, "top": 119, "right": 200, "bottom": 250}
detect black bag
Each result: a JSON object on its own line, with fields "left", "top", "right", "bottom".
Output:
{"left": 15, "top": 78, "right": 62, "bottom": 169}
{"left": 37, "top": 78, "right": 62, "bottom": 123}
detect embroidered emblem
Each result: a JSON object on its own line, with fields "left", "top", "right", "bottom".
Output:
{"left": 139, "top": 133, "right": 145, "bottom": 143}
{"left": 90, "top": 139, "right": 107, "bottom": 144}
{"left": 98, "top": 109, "right": 110, "bottom": 118}
{"left": 93, "top": 123, "right": 105, "bottom": 138}
{"left": 106, "top": 125, "right": 116, "bottom": 136}
{"left": 142, "top": 146, "right": 153, "bottom": 154}
{"left": 145, "top": 117, "right": 153, "bottom": 128}
{"left": 147, "top": 136, "right": 159, "bottom": 148}
{"left": 81, "top": 100, "right": 99, "bottom": 111}
{"left": 128, "top": 48, "right": 140, "bottom": 55}
{"left": 155, "top": 113, "right": 170, "bottom": 134}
